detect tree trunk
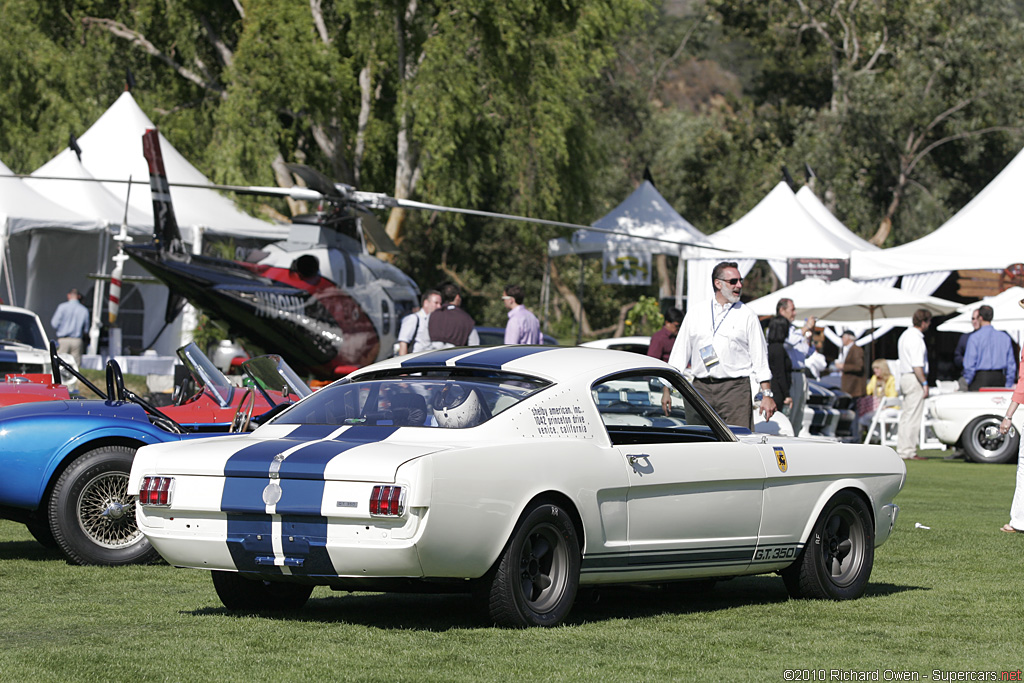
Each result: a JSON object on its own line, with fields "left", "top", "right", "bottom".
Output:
{"left": 549, "top": 259, "right": 593, "bottom": 337}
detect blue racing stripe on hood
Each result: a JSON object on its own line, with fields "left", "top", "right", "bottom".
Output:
{"left": 451, "top": 346, "right": 554, "bottom": 369}
{"left": 0, "top": 350, "right": 18, "bottom": 363}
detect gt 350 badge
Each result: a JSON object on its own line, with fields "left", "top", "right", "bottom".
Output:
{"left": 774, "top": 446, "right": 788, "bottom": 472}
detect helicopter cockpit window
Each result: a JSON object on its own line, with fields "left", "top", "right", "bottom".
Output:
{"left": 271, "top": 370, "right": 550, "bottom": 429}
{"left": 176, "top": 342, "right": 234, "bottom": 408}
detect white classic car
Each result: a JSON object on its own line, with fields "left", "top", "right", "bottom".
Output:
{"left": 930, "top": 388, "right": 1021, "bottom": 463}
{"left": 129, "top": 346, "right": 904, "bottom": 627}
{"left": 0, "top": 304, "right": 54, "bottom": 378}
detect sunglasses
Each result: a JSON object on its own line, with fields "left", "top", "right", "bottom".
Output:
{"left": 717, "top": 277, "right": 743, "bottom": 285}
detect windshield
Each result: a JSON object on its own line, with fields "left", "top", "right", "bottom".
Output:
{"left": 0, "top": 310, "right": 46, "bottom": 349}
{"left": 242, "top": 354, "right": 312, "bottom": 406}
{"left": 273, "top": 369, "right": 551, "bottom": 429}
{"left": 176, "top": 343, "right": 233, "bottom": 408}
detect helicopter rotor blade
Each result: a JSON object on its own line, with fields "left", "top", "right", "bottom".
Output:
{"left": 347, "top": 191, "right": 730, "bottom": 251}
{"left": 5, "top": 173, "right": 731, "bottom": 251}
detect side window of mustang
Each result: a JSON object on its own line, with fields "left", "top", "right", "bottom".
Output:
{"left": 591, "top": 374, "right": 687, "bottom": 428}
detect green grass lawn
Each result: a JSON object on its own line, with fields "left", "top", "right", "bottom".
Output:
{"left": 1, "top": 454, "right": 1021, "bottom": 682}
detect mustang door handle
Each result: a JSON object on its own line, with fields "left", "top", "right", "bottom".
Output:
{"left": 627, "top": 454, "right": 653, "bottom": 475}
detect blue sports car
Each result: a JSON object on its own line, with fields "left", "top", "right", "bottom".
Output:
{"left": 0, "top": 350, "right": 308, "bottom": 566}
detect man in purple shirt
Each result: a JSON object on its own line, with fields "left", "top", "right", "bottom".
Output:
{"left": 963, "top": 305, "right": 1017, "bottom": 390}
{"left": 502, "top": 284, "right": 542, "bottom": 344}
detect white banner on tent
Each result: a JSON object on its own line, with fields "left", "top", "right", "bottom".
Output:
{"left": 603, "top": 247, "right": 651, "bottom": 285}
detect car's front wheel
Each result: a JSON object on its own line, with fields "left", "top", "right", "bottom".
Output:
{"left": 483, "top": 502, "right": 580, "bottom": 627}
{"left": 48, "top": 445, "right": 159, "bottom": 565}
{"left": 211, "top": 571, "right": 313, "bottom": 612}
{"left": 782, "top": 491, "right": 874, "bottom": 600}
{"left": 962, "top": 415, "right": 1019, "bottom": 464}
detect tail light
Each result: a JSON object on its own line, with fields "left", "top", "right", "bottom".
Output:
{"left": 369, "top": 485, "right": 405, "bottom": 516}
{"left": 139, "top": 476, "right": 174, "bottom": 506}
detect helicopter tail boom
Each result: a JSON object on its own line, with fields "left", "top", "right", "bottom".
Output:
{"left": 142, "top": 129, "right": 185, "bottom": 254}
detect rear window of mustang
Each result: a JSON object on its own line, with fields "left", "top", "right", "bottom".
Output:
{"left": 271, "top": 369, "right": 551, "bottom": 429}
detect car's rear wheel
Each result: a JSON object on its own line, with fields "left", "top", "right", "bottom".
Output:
{"left": 484, "top": 502, "right": 580, "bottom": 627}
{"left": 48, "top": 445, "right": 158, "bottom": 565}
{"left": 211, "top": 571, "right": 314, "bottom": 612}
{"left": 782, "top": 491, "right": 874, "bottom": 600}
{"left": 962, "top": 415, "right": 1019, "bottom": 464}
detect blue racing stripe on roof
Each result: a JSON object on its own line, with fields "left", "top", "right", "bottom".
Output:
{"left": 451, "top": 346, "right": 554, "bottom": 369}
{"left": 280, "top": 424, "right": 339, "bottom": 440}
{"left": 335, "top": 425, "right": 398, "bottom": 441}
{"left": 398, "top": 347, "right": 475, "bottom": 367}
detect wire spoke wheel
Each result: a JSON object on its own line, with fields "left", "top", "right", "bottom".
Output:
{"left": 49, "top": 445, "right": 158, "bottom": 565}
{"left": 76, "top": 470, "right": 141, "bottom": 549}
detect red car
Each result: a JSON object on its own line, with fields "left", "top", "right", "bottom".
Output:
{"left": 0, "top": 341, "right": 305, "bottom": 428}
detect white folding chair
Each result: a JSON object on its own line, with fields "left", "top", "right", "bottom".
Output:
{"left": 863, "top": 396, "right": 900, "bottom": 447}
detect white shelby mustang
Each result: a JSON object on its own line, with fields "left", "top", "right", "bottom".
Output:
{"left": 130, "top": 345, "right": 905, "bottom": 627}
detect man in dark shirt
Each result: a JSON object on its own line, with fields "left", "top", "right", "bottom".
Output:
{"left": 646, "top": 307, "right": 683, "bottom": 363}
{"left": 427, "top": 282, "right": 480, "bottom": 349}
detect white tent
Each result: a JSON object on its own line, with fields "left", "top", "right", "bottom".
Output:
{"left": 40, "top": 91, "right": 288, "bottom": 244}
{"left": 686, "top": 183, "right": 875, "bottom": 307}
{"left": 23, "top": 154, "right": 176, "bottom": 353}
{"left": 938, "top": 286, "right": 1024, "bottom": 342}
{"left": 547, "top": 180, "right": 714, "bottom": 257}
{"left": 795, "top": 186, "right": 879, "bottom": 253}
{"left": 0, "top": 157, "right": 99, "bottom": 310}
{"left": 27, "top": 152, "right": 153, "bottom": 231}
{"left": 851, "top": 146, "right": 1024, "bottom": 281}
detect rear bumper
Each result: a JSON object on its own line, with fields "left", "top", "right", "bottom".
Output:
{"left": 139, "top": 508, "right": 428, "bottom": 580}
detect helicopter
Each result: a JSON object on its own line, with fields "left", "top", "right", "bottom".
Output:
{"left": 114, "top": 128, "right": 723, "bottom": 381}
{"left": 122, "top": 129, "right": 418, "bottom": 379}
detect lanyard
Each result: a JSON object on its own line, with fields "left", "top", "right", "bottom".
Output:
{"left": 711, "top": 300, "right": 733, "bottom": 337}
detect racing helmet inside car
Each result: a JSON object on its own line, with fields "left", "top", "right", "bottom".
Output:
{"left": 431, "top": 382, "right": 490, "bottom": 428}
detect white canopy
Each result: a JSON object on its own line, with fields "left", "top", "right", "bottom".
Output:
{"left": 851, "top": 146, "right": 1024, "bottom": 280}
{"left": 745, "top": 277, "right": 959, "bottom": 321}
{"left": 686, "top": 183, "right": 875, "bottom": 307}
{"left": 937, "top": 286, "right": 1024, "bottom": 335}
{"left": 39, "top": 91, "right": 288, "bottom": 243}
{"left": 547, "top": 180, "right": 714, "bottom": 257}
{"left": 0, "top": 156, "right": 176, "bottom": 351}
{"left": 707, "top": 182, "right": 859, "bottom": 260}
{"left": 795, "top": 186, "right": 879, "bottom": 253}
{"left": 27, "top": 152, "right": 152, "bottom": 233}
{"left": 0, "top": 158, "right": 99, "bottom": 234}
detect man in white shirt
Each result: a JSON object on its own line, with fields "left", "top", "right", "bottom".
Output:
{"left": 897, "top": 308, "right": 932, "bottom": 460}
{"left": 777, "top": 297, "right": 816, "bottom": 436}
{"left": 396, "top": 289, "right": 442, "bottom": 355}
{"left": 665, "top": 261, "right": 776, "bottom": 429}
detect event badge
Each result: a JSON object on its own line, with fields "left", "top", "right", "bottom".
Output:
{"left": 699, "top": 344, "right": 720, "bottom": 369}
